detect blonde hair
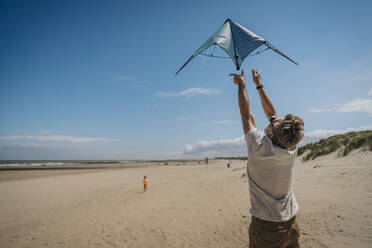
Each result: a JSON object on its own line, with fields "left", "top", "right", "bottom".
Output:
{"left": 272, "top": 114, "right": 304, "bottom": 149}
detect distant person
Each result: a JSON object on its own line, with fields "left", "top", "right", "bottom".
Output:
{"left": 227, "top": 162, "right": 230, "bottom": 168}
{"left": 143, "top": 176, "right": 148, "bottom": 192}
{"left": 205, "top": 157, "right": 208, "bottom": 164}
{"left": 230, "top": 69, "right": 304, "bottom": 248}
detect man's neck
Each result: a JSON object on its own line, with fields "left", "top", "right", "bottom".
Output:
{"left": 271, "top": 138, "right": 296, "bottom": 151}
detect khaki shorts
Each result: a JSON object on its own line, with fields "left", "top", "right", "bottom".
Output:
{"left": 249, "top": 216, "right": 300, "bottom": 248}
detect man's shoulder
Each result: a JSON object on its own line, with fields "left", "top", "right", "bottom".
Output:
{"left": 245, "top": 128, "right": 269, "bottom": 153}
{"left": 245, "top": 127, "right": 265, "bottom": 141}
{"left": 245, "top": 127, "right": 261, "bottom": 137}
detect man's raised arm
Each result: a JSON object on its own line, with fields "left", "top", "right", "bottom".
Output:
{"left": 229, "top": 69, "right": 255, "bottom": 135}
{"left": 251, "top": 69, "right": 277, "bottom": 122}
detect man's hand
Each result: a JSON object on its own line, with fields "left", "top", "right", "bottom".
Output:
{"left": 252, "top": 68, "right": 277, "bottom": 122}
{"left": 229, "top": 69, "right": 245, "bottom": 87}
{"left": 251, "top": 69, "right": 262, "bottom": 87}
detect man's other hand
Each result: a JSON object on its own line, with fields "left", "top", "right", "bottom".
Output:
{"left": 229, "top": 69, "right": 245, "bottom": 87}
{"left": 251, "top": 69, "right": 262, "bottom": 87}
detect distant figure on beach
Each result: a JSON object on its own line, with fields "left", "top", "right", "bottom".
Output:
{"left": 227, "top": 162, "right": 230, "bottom": 168}
{"left": 230, "top": 69, "right": 304, "bottom": 248}
{"left": 143, "top": 176, "right": 148, "bottom": 192}
{"left": 205, "top": 157, "right": 208, "bottom": 164}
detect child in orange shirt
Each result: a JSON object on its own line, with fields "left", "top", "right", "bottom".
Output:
{"left": 143, "top": 176, "right": 148, "bottom": 192}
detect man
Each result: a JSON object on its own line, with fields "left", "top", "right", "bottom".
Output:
{"left": 229, "top": 69, "right": 304, "bottom": 248}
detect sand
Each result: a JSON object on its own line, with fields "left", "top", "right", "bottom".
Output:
{"left": 0, "top": 151, "right": 371, "bottom": 248}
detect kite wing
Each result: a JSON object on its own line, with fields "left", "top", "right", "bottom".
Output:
{"left": 175, "top": 19, "right": 235, "bottom": 75}
{"left": 175, "top": 19, "right": 297, "bottom": 75}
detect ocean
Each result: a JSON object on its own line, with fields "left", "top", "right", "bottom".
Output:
{"left": 0, "top": 160, "right": 131, "bottom": 169}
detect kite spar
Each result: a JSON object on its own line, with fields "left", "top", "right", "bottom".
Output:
{"left": 175, "top": 19, "right": 297, "bottom": 75}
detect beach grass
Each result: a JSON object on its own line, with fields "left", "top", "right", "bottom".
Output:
{"left": 298, "top": 130, "right": 372, "bottom": 160}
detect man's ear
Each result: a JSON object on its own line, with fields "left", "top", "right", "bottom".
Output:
{"left": 265, "top": 125, "right": 274, "bottom": 139}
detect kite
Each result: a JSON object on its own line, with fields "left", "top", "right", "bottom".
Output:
{"left": 175, "top": 19, "right": 297, "bottom": 75}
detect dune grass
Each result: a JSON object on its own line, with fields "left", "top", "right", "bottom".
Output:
{"left": 298, "top": 130, "right": 372, "bottom": 161}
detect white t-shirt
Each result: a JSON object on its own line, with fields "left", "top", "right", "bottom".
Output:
{"left": 245, "top": 127, "right": 299, "bottom": 222}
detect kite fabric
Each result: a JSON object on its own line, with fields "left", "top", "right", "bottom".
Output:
{"left": 175, "top": 19, "right": 297, "bottom": 75}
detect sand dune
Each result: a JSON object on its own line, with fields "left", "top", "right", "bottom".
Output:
{"left": 0, "top": 152, "right": 371, "bottom": 248}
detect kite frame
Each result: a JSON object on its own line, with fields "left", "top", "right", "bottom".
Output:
{"left": 175, "top": 19, "right": 297, "bottom": 75}
{"left": 199, "top": 46, "right": 270, "bottom": 59}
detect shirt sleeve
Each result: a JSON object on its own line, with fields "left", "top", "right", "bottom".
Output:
{"left": 245, "top": 128, "right": 265, "bottom": 154}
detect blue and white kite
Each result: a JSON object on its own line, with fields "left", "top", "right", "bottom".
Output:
{"left": 176, "top": 19, "right": 297, "bottom": 75}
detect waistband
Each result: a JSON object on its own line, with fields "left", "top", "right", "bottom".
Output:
{"left": 251, "top": 215, "right": 297, "bottom": 231}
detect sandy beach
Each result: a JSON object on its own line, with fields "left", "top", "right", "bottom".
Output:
{"left": 0, "top": 151, "right": 371, "bottom": 248}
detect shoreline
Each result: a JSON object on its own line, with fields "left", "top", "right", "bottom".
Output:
{"left": 0, "top": 161, "right": 217, "bottom": 182}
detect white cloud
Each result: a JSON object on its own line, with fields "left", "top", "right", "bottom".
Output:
{"left": 309, "top": 91, "right": 372, "bottom": 115}
{"left": 183, "top": 136, "right": 246, "bottom": 157}
{"left": 213, "top": 120, "right": 235, "bottom": 125}
{"left": 300, "top": 125, "right": 372, "bottom": 145}
{"left": 0, "top": 135, "right": 116, "bottom": 143}
{"left": 156, "top": 88, "right": 221, "bottom": 97}
{"left": 337, "top": 98, "right": 372, "bottom": 114}
{"left": 305, "top": 125, "right": 372, "bottom": 138}
{"left": 181, "top": 125, "right": 372, "bottom": 157}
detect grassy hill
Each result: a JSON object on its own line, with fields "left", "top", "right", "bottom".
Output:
{"left": 298, "top": 130, "right": 372, "bottom": 161}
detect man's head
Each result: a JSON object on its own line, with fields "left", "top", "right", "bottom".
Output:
{"left": 265, "top": 114, "right": 304, "bottom": 150}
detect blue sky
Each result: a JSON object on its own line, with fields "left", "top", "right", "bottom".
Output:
{"left": 1, "top": 0, "right": 371, "bottom": 160}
